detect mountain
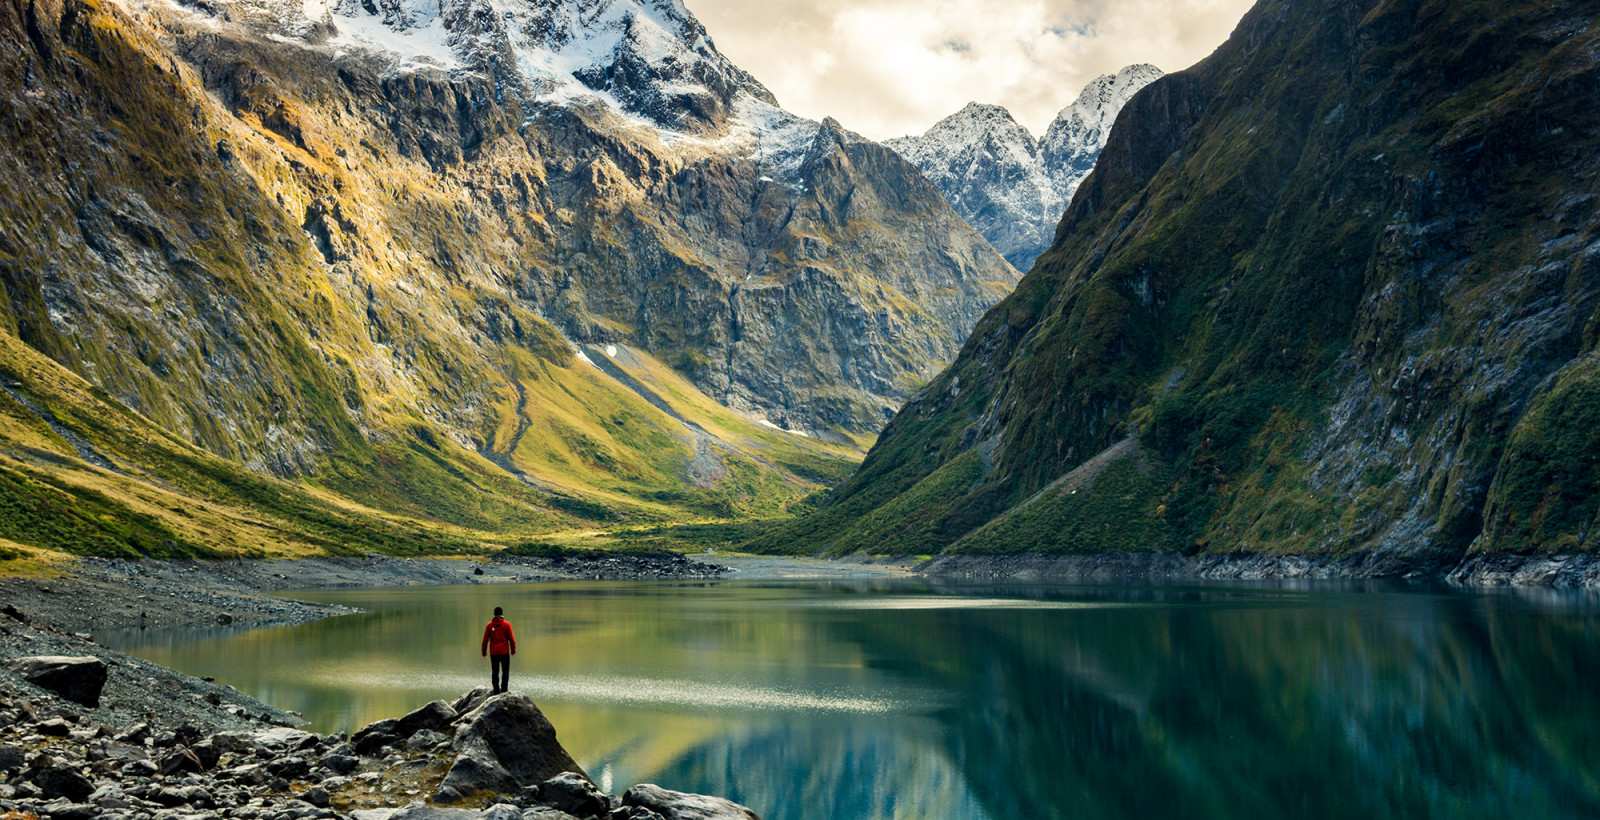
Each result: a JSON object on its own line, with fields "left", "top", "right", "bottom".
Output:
{"left": 756, "top": 0, "right": 1600, "bottom": 576}
{"left": 887, "top": 65, "right": 1162, "bottom": 271}
{"left": 0, "top": 0, "right": 1019, "bottom": 557}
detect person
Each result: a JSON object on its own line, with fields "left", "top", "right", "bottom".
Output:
{"left": 481, "top": 606, "right": 517, "bottom": 694}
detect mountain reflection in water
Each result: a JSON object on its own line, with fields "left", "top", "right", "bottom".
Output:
{"left": 102, "top": 579, "right": 1600, "bottom": 820}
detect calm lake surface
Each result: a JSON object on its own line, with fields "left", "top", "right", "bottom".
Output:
{"left": 102, "top": 573, "right": 1600, "bottom": 820}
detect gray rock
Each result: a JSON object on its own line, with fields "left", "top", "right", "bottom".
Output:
{"left": 31, "top": 764, "right": 94, "bottom": 802}
{"left": 522, "top": 811, "right": 584, "bottom": 820}
{"left": 39, "top": 799, "right": 94, "bottom": 820}
{"left": 10, "top": 656, "right": 108, "bottom": 707}
{"left": 438, "top": 694, "right": 585, "bottom": 800}
{"left": 299, "top": 786, "right": 331, "bottom": 808}
{"left": 390, "top": 800, "right": 482, "bottom": 820}
{"left": 481, "top": 803, "right": 522, "bottom": 820}
{"left": 394, "top": 700, "right": 457, "bottom": 737}
{"left": 37, "top": 718, "right": 73, "bottom": 737}
{"left": 0, "top": 744, "right": 24, "bottom": 773}
{"left": 320, "top": 753, "right": 360, "bottom": 775}
{"left": 405, "top": 730, "right": 448, "bottom": 751}
{"left": 114, "top": 723, "right": 151, "bottom": 745}
{"left": 622, "top": 784, "right": 761, "bottom": 820}
{"left": 537, "top": 773, "right": 607, "bottom": 818}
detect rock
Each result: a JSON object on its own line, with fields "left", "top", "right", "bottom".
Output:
{"left": 253, "top": 727, "right": 316, "bottom": 750}
{"left": 437, "top": 694, "right": 586, "bottom": 801}
{"left": 389, "top": 800, "right": 482, "bottom": 820}
{"left": 299, "top": 786, "right": 331, "bottom": 808}
{"left": 217, "top": 613, "right": 235, "bottom": 625}
{"left": 267, "top": 756, "right": 311, "bottom": 780}
{"left": 114, "top": 723, "right": 152, "bottom": 745}
{"left": 39, "top": 799, "right": 94, "bottom": 820}
{"left": 158, "top": 748, "right": 204, "bottom": 776}
{"left": 614, "top": 808, "right": 666, "bottom": 820}
{"left": 622, "top": 784, "right": 761, "bottom": 820}
{"left": 9, "top": 656, "right": 108, "bottom": 707}
{"left": 32, "top": 764, "right": 94, "bottom": 802}
{"left": 121, "top": 759, "right": 159, "bottom": 778}
{"left": 352, "top": 730, "right": 400, "bottom": 757}
{"left": 449, "top": 687, "right": 493, "bottom": 717}
{"left": 38, "top": 718, "right": 73, "bottom": 737}
{"left": 1, "top": 604, "right": 26, "bottom": 623}
{"left": 524, "top": 811, "right": 585, "bottom": 820}
{"left": 225, "top": 762, "right": 271, "bottom": 786}
{"left": 320, "top": 753, "right": 360, "bottom": 775}
{"left": 350, "top": 810, "right": 400, "bottom": 820}
{"left": 480, "top": 804, "right": 521, "bottom": 820}
{"left": 0, "top": 744, "right": 24, "bottom": 773}
{"left": 393, "top": 700, "right": 457, "bottom": 737}
{"left": 406, "top": 730, "right": 448, "bottom": 751}
{"left": 190, "top": 738, "right": 223, "bottom": 769}
{"left": 538, "top": 772, "right": 608, "bottom": 818}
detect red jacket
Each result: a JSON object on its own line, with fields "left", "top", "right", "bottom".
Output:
{"left": 482, "top": 617, "right": 516, "bottom": 656}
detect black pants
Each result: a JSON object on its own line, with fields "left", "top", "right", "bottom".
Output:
{"left": 490, "top": 653, "right": 510, "bottom": 693}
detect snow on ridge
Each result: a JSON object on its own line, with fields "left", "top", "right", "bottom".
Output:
{"left": 885, "top": 64, "right": 1164, "bottom": 271}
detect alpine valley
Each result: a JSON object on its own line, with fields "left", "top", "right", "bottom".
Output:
{"left": 0, "top": 0, "right": 1021, "bottom": 556}
{"left": 760, "top": 0, "right": 1600, "bottom": 582}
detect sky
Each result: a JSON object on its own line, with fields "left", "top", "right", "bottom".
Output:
{"left": 690, "top": 0, "right": 1258, "bottom": 141}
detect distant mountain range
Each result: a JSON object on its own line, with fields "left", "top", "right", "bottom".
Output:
{"left": 888, "top": 65, "right": 1163, "bottom": 271}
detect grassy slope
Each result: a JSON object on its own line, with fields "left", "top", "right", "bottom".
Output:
{"left": 0, "top": 0, "right": 864, "bottom": 561}
{"left": 750, "top": 0, "right": 1600, "bottom": 561}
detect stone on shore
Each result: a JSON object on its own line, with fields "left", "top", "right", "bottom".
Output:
{"left": 436, "top": 693, "right": 586, "bottom": 802}
{"left": 537, "top": 771, "right": 609, "bottom": 818}
{"left": 623, "top": 784, "right": 763, "bottom": 820}
{"left": 9, "top": 656, "right": 108, "bottom": 707}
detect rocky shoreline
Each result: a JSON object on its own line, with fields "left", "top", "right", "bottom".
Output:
{"left": 916, "top": 550, "right": 1600, "bottom": 588}
{"left": 0, "top": 551, "right": 757, "bottom": 820}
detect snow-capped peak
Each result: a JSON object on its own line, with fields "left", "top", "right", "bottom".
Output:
{"left": 886, "top": 64, "right": 1164, "bottom": 270}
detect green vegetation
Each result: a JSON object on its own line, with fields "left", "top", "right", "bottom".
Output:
{"left": 1479, "top": 361, "right": 1600, "bottom": 552}
{"left": 748, "top": 0, "right": 1600, "bottom": 563}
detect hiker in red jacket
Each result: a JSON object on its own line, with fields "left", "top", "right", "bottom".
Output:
{"left": 482, "top": 606, "right": 517, "bottom": 694}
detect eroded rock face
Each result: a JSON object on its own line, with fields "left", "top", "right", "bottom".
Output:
{"left": 9, "top": 656, "right": 107, "bottom": 707}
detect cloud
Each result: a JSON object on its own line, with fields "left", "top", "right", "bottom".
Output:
{"left": 691, "top": 0, "right": 1256, "bottom": 140}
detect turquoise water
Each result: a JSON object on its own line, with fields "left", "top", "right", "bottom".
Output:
{"left": 101, "top": 577, "right": 1600, "bottom": 820}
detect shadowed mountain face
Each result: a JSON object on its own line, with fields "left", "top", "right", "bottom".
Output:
{"left": 762, "top": 0, "right": 1600, "bottom": 568}
{"left": 0, "top": 0, "right": 1018, "bottom": 553}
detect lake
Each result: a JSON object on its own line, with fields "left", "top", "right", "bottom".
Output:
{"left": 101, "top": 570, "right": 1600, "bottom": 820}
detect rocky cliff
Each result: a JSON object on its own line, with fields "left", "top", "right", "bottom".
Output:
{"left": 762, "top": 0, "right": 1600, "bottom": 575}
{"left": 887, "top": 65, "right": 1162, "bottom": 271}
{"left": 0, "top": 0, "right": 1018, "bottom": 555}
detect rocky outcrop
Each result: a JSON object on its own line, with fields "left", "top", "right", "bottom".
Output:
{"left": 435, "top": 691, "right": 585, "bottom": 802}
{"left": 887, "top": 65, "right": 1162, "bottom": 271}
{"left": 0, "top": 689, "right": 761, "bottom": 820}
{"left": 9, "top": 656, "right": 108, "bottom": 707}
{"left": 762, "top": 0, "right": 1600, "bottom": 575}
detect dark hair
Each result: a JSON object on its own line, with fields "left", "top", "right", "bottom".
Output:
{"left": 493, "top": 606, "right": 503, "bottom": 617}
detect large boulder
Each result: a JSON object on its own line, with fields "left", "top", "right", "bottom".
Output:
{"left": 33, "top": 764, "right": 94, "bottom": 802}
{"left": 437, "top": 694, "right": 586, "bottom": 802}
{"left": 536, "top": 772, "right": 608, "bottom": 818}
{"left": 9, "top": 656, "right": 107, "bottom": 707}
{"left": 622, "top": 784, "right": 762, "bottom": 820}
